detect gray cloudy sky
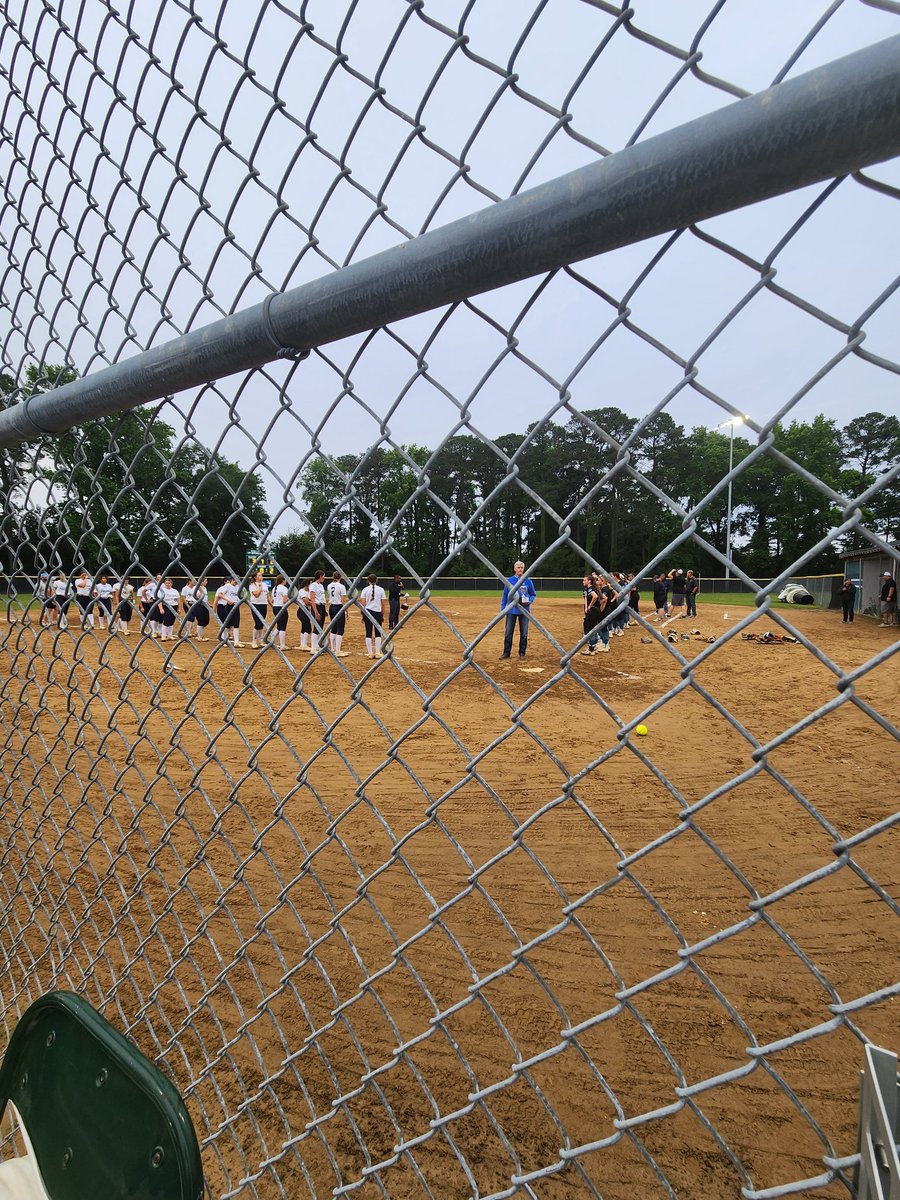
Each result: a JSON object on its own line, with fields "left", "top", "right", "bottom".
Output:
{"left": 1, "top": 0, "right": 898, "bottom": 529}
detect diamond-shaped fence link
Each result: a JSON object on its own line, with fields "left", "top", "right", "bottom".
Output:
{"left": 0, "top": 2, "right": 898, "bottom": 1198}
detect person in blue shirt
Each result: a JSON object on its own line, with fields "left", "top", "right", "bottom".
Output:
{"left": 499, "top": 561, "right": 536, "bottom": 659}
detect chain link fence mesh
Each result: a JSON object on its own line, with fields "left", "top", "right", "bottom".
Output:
{"left": 0, "top": 2, "right": 898, "bottom": 1198}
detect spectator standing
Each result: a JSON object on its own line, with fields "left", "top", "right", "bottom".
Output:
{"left": 670, "top": 570, "right": 686, "bottom": 619}
{"left": 652, "top": 574, "right": 668, "bottom": 622}
{"left": 388, "top": 574, "right": 404, "bottom": 630}
{"left": 840, "top": 578, "right": 857, "bottom": 624}
{"left": 879, "top": 572, "right": 897, "bottom": 627}
{"left": 500, "top": 561, "right": 536, "bottom": 659}
{"left": 627, "top": 573, "right": 639, "bottom": 619}
{"left": 685, "top": 571, "right": 699, "bottom": 619}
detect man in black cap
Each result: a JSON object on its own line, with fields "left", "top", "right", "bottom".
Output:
{"left": 879, "top": 572, "right": 897, "bottom": 627}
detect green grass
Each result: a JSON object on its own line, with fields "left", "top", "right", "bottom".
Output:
{"left": 0, "top": 589, "right": 818, "bottom": 611}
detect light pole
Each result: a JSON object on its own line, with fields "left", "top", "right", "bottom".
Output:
{"left": 719, "top": 417, "right": 745, "bottom": 582}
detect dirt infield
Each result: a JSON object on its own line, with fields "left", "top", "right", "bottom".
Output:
{"left": 0, "top": 597, "right": 897, "bottom": 1199}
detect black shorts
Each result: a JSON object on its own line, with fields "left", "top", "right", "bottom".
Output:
{"left": 118, "top": 601, "right": 133, "bottom": 622}
{"left": 273, "top": 606, "right": 289, "bottom": 632}
{"left": 251, "top": 603, "right": 267, "bottom": 631}
{"left": 328, "top": 603, "right": 346, "bottom": 636}
{"left": 187, "top": 602, "right": 209, "bottom": 627}
{"left": 217, "top": 602, "right": 240, "bottom": 628}
{"left": 160, "top": 604, "right": 177, "bottom": 628}
{"left": 362, "top": 610, "right": 382, "bottom": 637}
{"left": 297, "top": 607, "right": 311, "bottom": 633}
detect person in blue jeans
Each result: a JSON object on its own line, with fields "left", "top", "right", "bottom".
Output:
{"left": 500, "top": 561, "right": 536, "bottom": 659}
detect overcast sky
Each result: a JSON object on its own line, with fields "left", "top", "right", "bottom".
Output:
{"left": 1, "top": 0, "right": 898, "bottom": 531}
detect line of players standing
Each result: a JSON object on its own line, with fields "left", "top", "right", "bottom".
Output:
{"left": 581, "top": 568, "right": 700, "bottom": 654}
{"left": 36, "top": 568, "right": 411, "bottom": 657}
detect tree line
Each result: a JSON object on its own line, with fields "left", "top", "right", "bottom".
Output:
{"left": 2, "top": 365, "right": 897, "bottom": 582}
{"left": 275, "top": 408, "right": 899, "bottom": 579}
{"left": 2, "top": 367, "right": 268, "bottom": 578}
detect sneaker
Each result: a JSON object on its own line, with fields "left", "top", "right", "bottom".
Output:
{"left": 597, "top": 643, "right": 609, "bottom": 652}
{"left": 336, "top": 651, "right": 350, "bottom": 658}
{"left": 518, "top": 653, "right": 526, "bottom": 658}
{"left": 499, "top": 653, "right": 510, "bottom": 659}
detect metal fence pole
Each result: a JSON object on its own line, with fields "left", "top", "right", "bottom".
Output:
{"left": 1, "top": 35, "right": 900, "bottom": 447}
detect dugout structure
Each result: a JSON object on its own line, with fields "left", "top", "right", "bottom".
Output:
{"left": 0, "top": 4, "right": 898, "bottom": 1199}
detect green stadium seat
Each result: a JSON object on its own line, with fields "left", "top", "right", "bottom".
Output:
{"left": 0, "top": 992, "right": 202, "bottom": 1200}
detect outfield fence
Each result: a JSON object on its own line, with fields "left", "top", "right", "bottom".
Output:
{"left": 0, "top": 3, "right": 898, "bottom": 1199}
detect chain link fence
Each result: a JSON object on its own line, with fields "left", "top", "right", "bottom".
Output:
{"left": 0, "top": 2, "right": 898, "bottom": 1197}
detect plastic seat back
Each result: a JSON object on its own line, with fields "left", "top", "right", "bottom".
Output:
{"left": 0, "top": 992, "right": 203, "bottom": 1200}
